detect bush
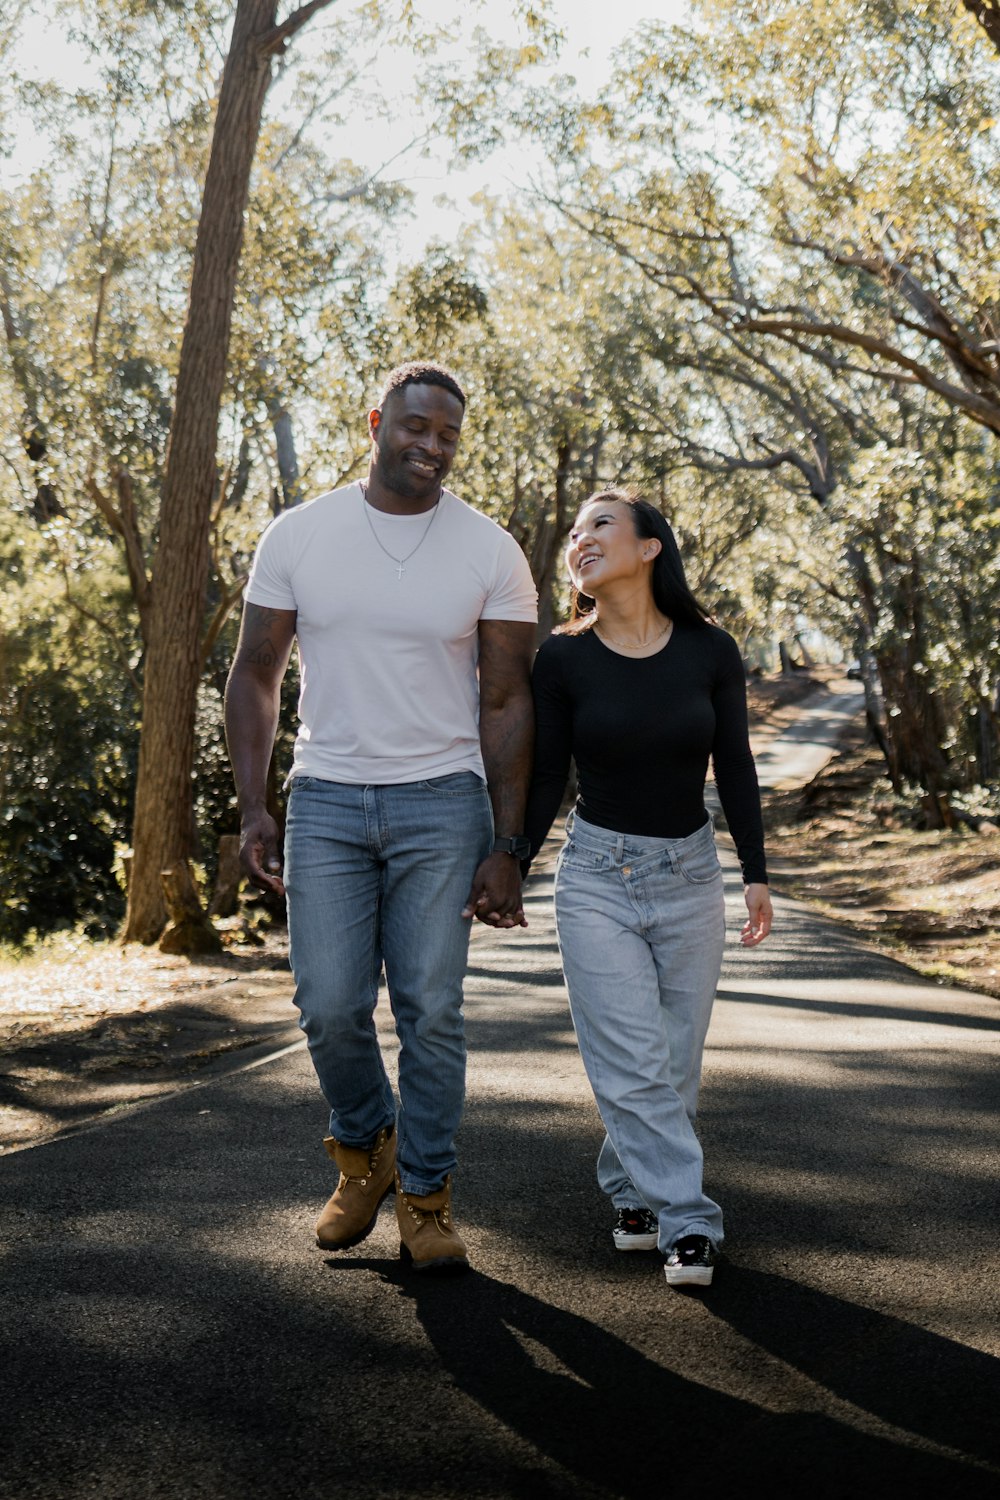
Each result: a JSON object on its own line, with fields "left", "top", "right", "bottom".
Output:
{"left": 0, "top": 667, "right": 136, "bottom": 943}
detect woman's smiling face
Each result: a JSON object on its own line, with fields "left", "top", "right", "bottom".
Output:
{"left": 565, "top": 499, "right": 658, "bottom": 595}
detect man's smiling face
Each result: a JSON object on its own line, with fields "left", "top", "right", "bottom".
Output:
{"left": 369, "top": 382, "right": 465, "bottom": 505}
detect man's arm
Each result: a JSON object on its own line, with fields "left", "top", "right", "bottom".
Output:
{"left": 462, "top": 618, "right": 536, "bottom": 927}
{"left": 224, "top": 602, "right": 297, "bottom": 895}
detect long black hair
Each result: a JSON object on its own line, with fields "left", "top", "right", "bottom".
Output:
{"left": 562, "top": 489, "right": 711, "bottom": 633}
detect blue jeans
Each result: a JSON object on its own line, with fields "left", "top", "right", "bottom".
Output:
{"left": 554, "top": 810, "right": 727, "bottom": 1250}
{"left": 284, "top": 772, "right": 493, "bottom": 1195}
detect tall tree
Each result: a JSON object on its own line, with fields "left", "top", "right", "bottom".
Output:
{"left": 124, "top": 0, "right": 338, "bottom": 943}
{"left": 0, "top": 0, "right": 428, "bottom": 943}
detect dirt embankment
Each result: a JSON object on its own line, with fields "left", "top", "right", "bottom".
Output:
{"left": 762, "top": 718, "right": 1000, "bottom": 1001}
{"left": 733, "top": 666, "right": 999, "bottom": 1000}
{"left": 2, "top": 669, "right": 997, "bottom": 1153}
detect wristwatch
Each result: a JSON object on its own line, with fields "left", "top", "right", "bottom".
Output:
{"left": 493, "top": 835, "right": 531, "bottom": 860}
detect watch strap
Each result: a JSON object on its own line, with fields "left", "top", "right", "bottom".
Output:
{"left": 493, "top": 835, "right": 531, "bottom": 859}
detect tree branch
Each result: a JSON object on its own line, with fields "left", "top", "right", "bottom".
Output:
{"left": 735, "top": 316, "right": 1000, "bottom": 434}
{"left": 55, "top": 553, "right": 143, "bottom": 698}
{"left": 259, "top": 0, "right": 338, "bottom": 56}
{"left": 200, "top": 575, "right": 249, "bottom": 670}
{"left": 778, "top": 228, "right": 998, "bottom": 391}
{"left": 86, "top": 470, "right": 153, "bottom": 636}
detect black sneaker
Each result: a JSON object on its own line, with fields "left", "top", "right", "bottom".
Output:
{"left": 663, "top": 1235, "right": 718, "bottom": 1287}
{"left": 612, "top": 1207, "right": 659, "bottom": 1251}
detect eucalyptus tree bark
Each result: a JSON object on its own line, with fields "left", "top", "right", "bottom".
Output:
{"left": 124, "top": 0, "right": 337, "bottom": 945}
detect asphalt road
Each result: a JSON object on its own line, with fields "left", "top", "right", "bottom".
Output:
{"left": 2, "top": 692, "right": 998, "bottom": 1499}
{"left": 750, "top": 685, "right": 866, "bottom": 789}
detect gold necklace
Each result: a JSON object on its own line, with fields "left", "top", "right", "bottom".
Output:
{"left": 595, "top": 619, "right": 673, "bottom": 651}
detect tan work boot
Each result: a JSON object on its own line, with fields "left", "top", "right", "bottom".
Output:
{"left": 395, "top": 1172, "right": 469, "bottom": 1274}
{"left": 315, "top": 1125, "right": 396, "bottom": 1250}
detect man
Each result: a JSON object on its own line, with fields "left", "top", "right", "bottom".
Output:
{"left": 225, "top": 362, "right": 537, "bottom": 1274}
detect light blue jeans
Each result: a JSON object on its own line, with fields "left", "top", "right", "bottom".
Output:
{"left": 554, "top": 810, "right": 727, "bottom": 1250}
{"left": 284, "top": 772, "right": 493, "bottom": 1196}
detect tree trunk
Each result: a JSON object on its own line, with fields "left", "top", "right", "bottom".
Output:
{"left": 882, "top": 682, "right": 953, "bottom": 815}
{"left": 268, "top": 396, "right": 303, "bottom": 510}
{"left": 123, "top": 0, "right": 335, "bottom": 944}
{"left": 159, "top": 862, "right": 222, "bottom": 954}
{"left": 857, "top": 653, "right": 891, "bottom": 767}
{"left": 531, "top": 435, "right": 573, "bottom": 643}
{"left": 208, "top": 833, "right": 243, "bottom": 917}
{"left": 794, "top": 633, "right": 815, "bottom": 669}
{"left": 980, "top": 687, "right": 1000, "bottom": 784}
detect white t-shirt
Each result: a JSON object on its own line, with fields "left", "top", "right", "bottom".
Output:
{"left": 244, "top": 482, "right": 538, "bottom": 784}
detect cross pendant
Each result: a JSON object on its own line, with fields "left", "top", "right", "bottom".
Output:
{"left": 396, "top": 562, "right": 406, "bottom": 580}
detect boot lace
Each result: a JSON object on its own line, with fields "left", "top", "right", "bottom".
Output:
{"left": 340, "top": 1132, "right": 388, "bottom": 1189}
{"left": 404, "top": 1198, "right": 452, "bottom": 1235}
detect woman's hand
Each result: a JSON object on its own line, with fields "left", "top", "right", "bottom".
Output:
{"left": 741, "top": 882, "right": 773, "bottom": 946}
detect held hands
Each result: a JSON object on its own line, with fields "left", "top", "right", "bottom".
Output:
{"left": 239, "top": 810, "right": 286, "bottom": 898}
{"left": 462, "top": 852, "right": 527, "bottom": 928}
{"left": 741, "top": 882, "right": 773, "bottom": 946}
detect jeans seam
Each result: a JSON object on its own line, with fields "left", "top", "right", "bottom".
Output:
{"left": 678, "top": 865, "right": 722, "bottom": 887}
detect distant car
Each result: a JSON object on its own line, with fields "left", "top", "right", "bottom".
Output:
{"left": 846, "top": 661, "right": 862, "bottom": 680}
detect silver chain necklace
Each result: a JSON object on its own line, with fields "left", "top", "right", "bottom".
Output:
{"left": 361, "top": 483, "right": 440, "bottom": 579}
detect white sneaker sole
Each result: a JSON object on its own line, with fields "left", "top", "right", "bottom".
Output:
{"left": 664, "top": 1263, "right": 714, "bottom": 1287}
{"left": 613, "top": 1232, "right": 659, "bottom": 1251}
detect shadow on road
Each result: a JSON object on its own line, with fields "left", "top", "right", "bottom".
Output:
{"left": 371, "top": 1262, "right": 997, "bottom": 1496}
{"left": 706, "top": 1266, "right": 999, "bottom": 1468}
{"left": 2, "top": 828, "right": 998, "bottom": 1499}
{"left": 718, "top": 986, "right": 1000, "bottom": 1032}
{"left": 1, "top": 1031, "right": 997, "bottom": 1499}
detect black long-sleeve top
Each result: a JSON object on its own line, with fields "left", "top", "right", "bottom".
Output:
{"left": 524, "top": 622, "right": 768, "bottom": 885}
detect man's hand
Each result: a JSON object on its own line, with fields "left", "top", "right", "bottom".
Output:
{"left": 462, "top": 853, "right": 527, "bottom": 928}
{"left": 239, "top": 809, "right": 286, "bottom": 897}
{"left": 740, "top": 882, "right": 773, "bottom": 946}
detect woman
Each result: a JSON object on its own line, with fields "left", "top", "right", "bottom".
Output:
{"left": 524, "top": 490, "right": 772, "bottom": 1288}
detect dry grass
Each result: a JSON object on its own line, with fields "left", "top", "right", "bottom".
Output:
{"left": 0, "top": 930, "right": 289, "bottom": 1043}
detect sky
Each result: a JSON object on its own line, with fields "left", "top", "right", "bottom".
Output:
{"left": 5, "top": 0, "right": 689, "bottom": 265}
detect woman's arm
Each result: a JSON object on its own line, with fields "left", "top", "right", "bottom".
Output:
{"left": 524, "top": 641, "right": 575, "bottom": 865}
{"left": 710, "top": 633, "right": 769, "bottom": 888}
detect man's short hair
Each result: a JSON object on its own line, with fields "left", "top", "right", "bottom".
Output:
{"left": 378, "top": 361, "right": 467, "bottom": 411}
